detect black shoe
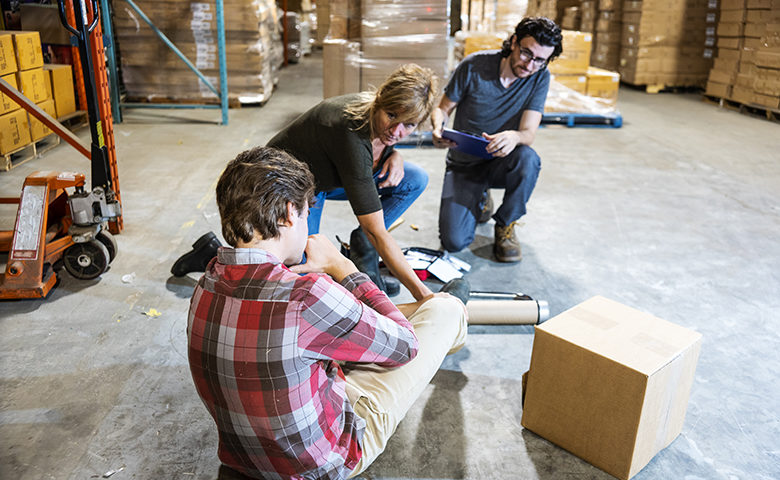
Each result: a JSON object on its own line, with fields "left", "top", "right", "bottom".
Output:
{"left": 382, "top": 275, "right": 400, "bottom": 297}
{"left": 171, "top": 232, "right": 222, "bottom": 276}
{"left": 440, "top": 277, "right": 470, "bottom": 304}
{"left": 478, "top": 191, "right": 493, "bottom": 224}
{"left": 349, "top": 227, "right": 397, "bottom": 295}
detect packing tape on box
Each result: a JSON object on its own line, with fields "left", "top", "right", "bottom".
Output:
{"left": 466, "top": 297, "right": 550, "bottom": 325}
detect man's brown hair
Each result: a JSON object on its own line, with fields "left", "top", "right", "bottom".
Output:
{"left": 216, "top": 146, "right": 315, "bottom": 246}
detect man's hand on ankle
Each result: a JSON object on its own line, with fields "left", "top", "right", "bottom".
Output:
{"left": 289, "top": 234, "right": 358, "bottom": 282}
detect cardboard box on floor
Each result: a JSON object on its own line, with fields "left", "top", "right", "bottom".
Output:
{"left": 521, "top": 296, "right": 702, "bottom": 480}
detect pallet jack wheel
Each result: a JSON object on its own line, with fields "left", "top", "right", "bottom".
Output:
{"left": 96, "top": 230, "right": 118, "bottom": 263}
{"left": 63, "top": 240, "right": 110, "bottom": 280}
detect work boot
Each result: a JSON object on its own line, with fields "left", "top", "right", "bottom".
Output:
{"left": 171, "top": 231, "right": 222, "bottom": 276}
{"left": 440, "top": 277, "right": 470, "bottom": 305}
{"left": 494, "top": 221, "right": 522, "bottom": 263}
{"left": 349, "top": 228, "right": 400, "bottom": 296}
{"left": 478, "top": 191, "right": 494, "bottom": 224}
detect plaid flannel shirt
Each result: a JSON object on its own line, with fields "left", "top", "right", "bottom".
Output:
{"left": 187, "top": 248, "right": 418, "bottom": 479}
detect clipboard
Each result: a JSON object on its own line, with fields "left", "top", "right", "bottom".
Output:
{"left": 441, "top": 128, "right": 493, "bottom": 159}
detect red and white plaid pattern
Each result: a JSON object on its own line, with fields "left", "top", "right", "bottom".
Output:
{"left": 187, "top": 248, "right": 418, "bottom": 479}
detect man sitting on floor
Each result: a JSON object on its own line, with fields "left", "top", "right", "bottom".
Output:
{"left": 187, "top": 146, "right": 469, "bottom": 479}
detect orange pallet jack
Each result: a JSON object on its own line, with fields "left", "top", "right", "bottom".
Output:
{"left": 0, "top": 0, "right": 121, "bottom": 299}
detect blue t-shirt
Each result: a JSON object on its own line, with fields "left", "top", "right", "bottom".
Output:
{"left": 445, "top": 50, "right": 550, "bottom": 166}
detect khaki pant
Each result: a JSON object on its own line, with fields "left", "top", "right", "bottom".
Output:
{"left": 346, "top": 296, "right": 468, "bottom": 477}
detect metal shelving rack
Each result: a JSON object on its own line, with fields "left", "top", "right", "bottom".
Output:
{"left": 100, "top": 0, "right": 229, "bottom": 125}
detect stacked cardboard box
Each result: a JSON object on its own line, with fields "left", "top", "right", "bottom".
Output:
{"left": 550, "top": 29, "right": 592, "bottom": 85}
{"left": 591, "top": 0, "right": 622, "bottom": 70}
{"left": 0, "top": 30, "right": 51, "bottom": 154}
{"left": 495, "top": 0, "right": 530, "bottom": 34}
{"left": 0, "top": 32, "right": 31, "bottom": 155}
{"left": 753, "top": 22, "right": 780, "bottom": 108}
{"left": 359, "top": 0, "right": 450, "bottom": 91}
{"left": 546, "top": 29, "right": 621, "bottom": 113}
{"left": 561, "top": 6, "right": 582, "bottom": 30}
{"left": 43, "top": 64, "right": 76, "bottom": 119}
{"left": 579, "top": 1, "right": 597, "bottom": 33}
{"left": 113, "top": 0, "right": 283, "bottom": 104}
{"left": 619, "top": 0, "right": 717, "bottom": 88}
{"left": 706, "top": 0, "right": 780, "bottom": 109}
{"left": 322, "top": 0, "right": 449, "bottom": 96}
{"left": 526, "top": 0, "right": 559, "bottom": 21}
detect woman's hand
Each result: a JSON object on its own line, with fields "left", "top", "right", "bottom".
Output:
{"left": 289, "top": 234, "right": 358, "bottom": 282}
{"left": 377, "top": 151, "right": 406, "bottom": 188}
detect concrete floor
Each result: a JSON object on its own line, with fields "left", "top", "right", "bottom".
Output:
{"left": 1, "top": 52, "right": 778, "bottom": 480}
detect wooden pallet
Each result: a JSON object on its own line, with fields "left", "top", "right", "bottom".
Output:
{"left": 1, "top": 134, "right": 61, "bottom": 172}
{"left": 703, "top": 95, "right": 780, "bottom": 123}
{"left": 124, "top": 95, "right": 243, "bottom": 108}
{"left": 622, "top": 82, "right": 704, "bottom": 94}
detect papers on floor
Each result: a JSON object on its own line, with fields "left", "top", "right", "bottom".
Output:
{"left": 403, "top": 247, "right": 471, "bottom": 283}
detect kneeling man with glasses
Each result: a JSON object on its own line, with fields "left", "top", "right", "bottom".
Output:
{"left": 431, "top": 17, "right": 563, "bottom": 263}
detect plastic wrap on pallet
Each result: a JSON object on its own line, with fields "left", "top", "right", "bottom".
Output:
{"left": 323, "top": 0, "right": 450, "bottom": 98}
{"left": 113, "top": 0, "right": 283, "bottom": 105}
{"left": 544, "top": 78, "right": 617, "bottom": 115}
{"left": 494, "top": 0, "right": 529, "bottom": 34}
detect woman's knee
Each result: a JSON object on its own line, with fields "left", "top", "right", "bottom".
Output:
{"left": 402, "top": 162, "right": 429, "bottom": 193}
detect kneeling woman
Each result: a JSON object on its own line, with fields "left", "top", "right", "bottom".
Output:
{"left": 267, "top": 63, "right": 438, "bottom": 300}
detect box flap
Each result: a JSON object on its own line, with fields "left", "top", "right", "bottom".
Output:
{"left": 537, "top": 296, "right": 702, "bottom": 375}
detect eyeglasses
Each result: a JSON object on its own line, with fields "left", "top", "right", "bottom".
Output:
{"left": 516, "top": 47, "right": 549, "bottom": 68}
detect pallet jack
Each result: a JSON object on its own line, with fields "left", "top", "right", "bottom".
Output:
{"left": 0, "top": 0, "right": 121, "bottom": 299}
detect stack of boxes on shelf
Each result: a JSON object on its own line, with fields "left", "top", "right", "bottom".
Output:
{"left": 0, "top": 30, "right": 76, "bottom": 157}
{"left": 706, "top": 0, "right": 780, "bottom": 109}
{"left": 113, "top": 0, "right": 283, "bottom": 105}
{"left": 547, "top": 30, "right": 621, "bottom": 112}
{"left": 619, "top": 0, "right": 717, "bottom": 88}
{"left": 561, "top": 5, "right": 582, "bottom": 30}
{"left": 526, "top": 0, "right": 562, "bottom": 21}
{"left": 591, "top": 0, "right": 622, "bottom": 70}
{"left": 494, "top": 0, "right": 530, "bottom": 34}
{"left": 579, "top": 1, "right": 598, "bottom": 33}
{"left": 322, "top": 0, "right": 449, "bottom": 97}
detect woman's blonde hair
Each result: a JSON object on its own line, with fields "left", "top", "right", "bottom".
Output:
{"left": 345, "top": 63, "right": 438, "bottom": 138}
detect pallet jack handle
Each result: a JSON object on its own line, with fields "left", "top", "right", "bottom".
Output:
{"left": 57, "top": 0, "right": 114, "bottom": 196}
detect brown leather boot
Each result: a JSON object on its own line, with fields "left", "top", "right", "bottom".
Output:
{"left": 494, "top": 221, "right": 522, "bottom": 262}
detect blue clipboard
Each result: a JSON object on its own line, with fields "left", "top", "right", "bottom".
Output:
{"left": 441, "top": 128, "right": 493, "bottom": 159}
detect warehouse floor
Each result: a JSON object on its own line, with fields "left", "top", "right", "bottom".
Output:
{"left": 1, "top": 52, "right": 779, "bottom": 480}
